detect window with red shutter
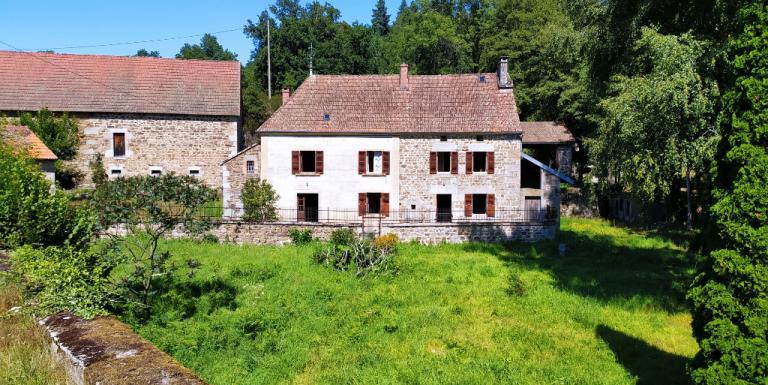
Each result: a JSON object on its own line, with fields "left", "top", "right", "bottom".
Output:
{"left": 466, "top": 152, "right": 473, "bottom": 174}
{"left": 315, "top": 151, "right": 323, "bottom": 174}
{"left": 358, "top": 151, "right": 366, "bottom": 174}
{"left": 450, "top": 152, "right": 458, "bottom": 174}
{"left": 487, "top": 194, "right": 495, "bottom": 217}
{"left": 381, "top": 193, "right": 390, "bottom": 217}
{"left": 487, "top": 152, "right": 495, "bottom": 174}
{"left": 382, "top": 152, "right": 390, "bottom": 175}
{"left": 464, "top": 194, "right": 472, "bottom": 217}
{"left": 429, "top": 152, "right": 437, "bottom": 174}
{"left": 358, "top": 193, "right": 366, "bottom": 216}
{"left": 291, "top": 151, "right": 300, "bottom": 174}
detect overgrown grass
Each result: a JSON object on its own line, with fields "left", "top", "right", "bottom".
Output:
{"left": 126, "top": 217, "right": 698, "bottom": 385}
{"left": 0, "top": 274, "right": 73, "bottom": 385}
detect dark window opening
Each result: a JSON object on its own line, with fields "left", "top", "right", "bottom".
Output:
{"left": 437, "top": 152, "right": 451, "bottom": 172}
{"left": 189, "top": 169, "right": 200, "bottom": 177}
{"left": 110, "top": 169, "right": 121, "bottom": 176}
{"left": 472, "top": 194, "right": 487, "bottom": 215}
{"left": 479, "top": 75, "right": 486, "bottom": 83}
{"left": 300, "top": 151, "right": 316, "bottom": 173}
{"left": 113, "top": 133, "right": 125, "bottom": 157}
{"left": 440, "top": 136, "right": 447, "bottom": 142}
{"left": 477, "top": 135, "right": 484, "bottom": 141}
{"left": 246, "top": 160, "right": 255, "bottom": 175}
{"left": 521, "top": 159, "right": 541, "bottom": 189}
{"left": 150, "top": 169, "right": 162, "bottom": 177}
{"left": 473, "top": 152, "right": 487, "bottom": 172}
{"left": 297, "top": 193, "right": 319, "bottom": 222}
{"left": 411, "top": 204, "right": 416, "bottom": 210}
{"left": 366, "top": 193, "right": 381, "bottom": 214}
{"left": 436, "top": 194, "right": 452, "bottom": 222}
{"left": 323, "top": 113, "right": 331, "bottom": 121}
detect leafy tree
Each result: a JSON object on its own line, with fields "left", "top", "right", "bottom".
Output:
{"left": 89, "top": 153, "right": 108, "bottom": 187}
{"left": 135, "top": 49, "right": 161, "bottom": 57}
{"left": 688, "top": 3, "right": 768, "bottom": 383}
{"left": 176, "top": 33, "right": 237, "bottom": 61}
{"left": 19, "top": 108, "right": 78, "bottom": 160}
{"left": 0, "top": 143, "right": 94, "bottom": 250}
{"left": 91, "top": 174, "right": 217, "bottom": 317}
{"left": 372, "top": 0, "right": 391, "bottom": 35}
{"left": 587, "top": 28, "right": 720, "bottom": 226}
{"left": 241, "top": 178, "right": 279, "bottom": 221}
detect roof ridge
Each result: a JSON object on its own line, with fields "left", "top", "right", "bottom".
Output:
{"left": 0, "top": 50, "right": 240, "bottom": 66}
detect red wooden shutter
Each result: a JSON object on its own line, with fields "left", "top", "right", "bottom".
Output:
{"left": 358, "top": 193, "right": 367, "bottom": 216}
{"left": 487, "top": 152, "right": 495, "bottom": 174}
{"left": 466, "top": 152, "right": 473, "bottom": 174}
{"left": 381, "top": 193, "right": 390, "bottom": 217}
{"left": 358, "top": 151, "right": 366, "bottom": 174}
{"left": 291, "top": 151, "right": 299, "bottom": 174}
{"left": 429, "top": 152, "right": 437, "bottom": 174}
{"left": 451, "top": 152, "right": 458, "bottom": 174}
{"left": 316, "top": 151, "right": 324, "bottom": 174}
{"left": 487, "top": 194, "right": 495, "bottom": 217}
{"left": 464, "top": 194, "right": 472, "bottom": 217}
{"left": 383, "top": 152, "right": 390, "bottom": 175}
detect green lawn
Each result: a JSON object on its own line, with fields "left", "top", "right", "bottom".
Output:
{"left": 127, "top": 217, "right": 699, "bottom": 385}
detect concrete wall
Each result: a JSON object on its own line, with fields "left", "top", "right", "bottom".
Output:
{"left": 398, "top": 134, "right": 522, "bottom": 218}
{"left": 69, "top": 113, "right": 238, "bottom": 188}
{"left": 260, "top": 135, "right": 400, "bottom": 213}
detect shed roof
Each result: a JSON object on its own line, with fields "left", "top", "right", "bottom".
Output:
{"left": 1, "top": 125, "right": 58, "bottom": 160}
{"left": 520, "top": 121, "right": 575, "bottom": 144}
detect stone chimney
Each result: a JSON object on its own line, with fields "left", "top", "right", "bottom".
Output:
{"left": 399, "top": 63, "right": 409, "bottom": 90}
{"left": 282, "top": 88, "right": 290, "bottom": 105}
{"left": 498, "top": 57, "right": 512, "bottom": 89}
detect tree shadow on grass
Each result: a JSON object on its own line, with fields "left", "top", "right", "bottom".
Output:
{"left": 596, "top": 325, "right": 691, "bottom": 385}
{"left": 463, "top": 225, "right": 696, "bottom": 313}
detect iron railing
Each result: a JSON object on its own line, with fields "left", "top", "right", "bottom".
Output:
{"left": 203, "top": 207, "right": 557, "bottom": 224}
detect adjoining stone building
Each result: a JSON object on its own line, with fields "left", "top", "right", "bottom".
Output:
{"left": 223, "top": 59, "right": 575, "bottom": 240}
{"left": 0, "top": 50, "right": 240, "bottom": 188}
{"left": 1, "top": 124, "right": 58, "bottom": 187}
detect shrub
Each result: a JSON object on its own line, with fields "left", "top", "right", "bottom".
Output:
{"left": 373, "top": 233, "right": 399, "bottom": 253}
{"left": 330, "top": 228, "right": 357, "bottom": 247}
{"left": 11, "top": 245, "right": 117, "bottom": 318}
{"left": 201, "top": 233, "right": 220, "bottom": 244}
{"left": 241, "top": 178, "right": 279, "bottom": 222}
{"left": 314, "top": 238, "right": 397, "bottom": 277}
{"left": 288, "top": 228, "right": 313, "bottom": 245}
{"left": 89, "top": 153, "right": 108, "bottom": 187}
{"left": 0, "top": 143, "right": 94, "bottom": 250}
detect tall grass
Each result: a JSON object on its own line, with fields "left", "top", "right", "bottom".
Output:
{"left": 0, "top": 274, "right": 73, "bottom": 385}
{"left": 127, "top": 217, "right": 698, "bottom": 385}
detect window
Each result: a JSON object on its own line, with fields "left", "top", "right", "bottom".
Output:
{"left": 189, "top": 168, "right": 201, "bottom": 177}
{"left": 359, "top": 151, "right": 390, "bottom": 175}
{"left": 367, "top": 151, "right": 382, "bottom": 174}
{"left": 473, "top": 152, "right": 487, "bottom": 172}
{"left": 300, "top": 151, "right": 316, "bottom": 172}
{"left": 358, "top": 192, "right": 390, "bottom": 217}
{"left": 472, "top": 194, "right": 487, "bottom": 214}
{"left": 246, "top": 160, "right": 255, "bottom": 175}
{"left": 149, "top": 168, "right": 162, "bottom": 177}
{"left": 437, "top": 152, "right": 451, "bottom": 172}
{"left": 110, "top": 168, "right": 122, "bottom": 177}
{"left": 113, "top": 133, "right": 125, "bottom": 157}
{"left": 477, "top": 135, "right": 484, "bottom": 141}
{"left": 367, "top": 193, "right": 381, "bottom": 214}
{"left": 292, "top": 151, "right": 323, "bottom": 175}
{"left": 440, "top": 136, "right": 447, "bottom": 142}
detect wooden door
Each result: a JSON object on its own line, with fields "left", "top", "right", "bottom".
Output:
{"left": 524, "top": 197, "right": 541, "bottom": 221}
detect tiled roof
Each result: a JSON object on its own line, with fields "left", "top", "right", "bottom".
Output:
{"left": 1, "top": 125, "right": 58, "bottom": 160}
{"left": 520, "top": 121, "right": 575, "bottom": 144}
{"left": 0, "top": 50, "right": 240, "bottom": 116}
{"left": 258, "top": 73, "right": 521, "bottom": 134}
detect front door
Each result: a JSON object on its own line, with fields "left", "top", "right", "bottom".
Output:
{"left": 436, "top": 194, "right": 452, "bottom": 222}
{"left": 297, "top": 194, "right": 319, "bottom": 222}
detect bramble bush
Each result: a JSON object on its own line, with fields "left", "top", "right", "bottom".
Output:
{"left": 314, "top": 230, "right": 397, "bottom": 277}
{"left": 288, "top": 228, "right": 313, "bottom": 245}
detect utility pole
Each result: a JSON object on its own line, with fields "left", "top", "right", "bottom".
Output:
{"left": 267, "top": 14, "right": 272, "bottom": 99}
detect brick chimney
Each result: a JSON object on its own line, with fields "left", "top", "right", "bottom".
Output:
{"left": 498, "top": 57, "right": 512, "bottom": 89}
{"left": 399, "top": 63, "right": 409, "bottom": 90}
{"left": 282, "top": 88, "right": 290, "bottom": 105}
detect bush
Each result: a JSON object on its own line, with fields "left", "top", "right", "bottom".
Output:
{"left": 241, "top": 178, "right": 279, "bottom": 222}
{"left": 314, "top": 238, "right": 397, "bottom": 277}
{"left": 11, "top": 245, "right": 117, "bottom": 318}
{"left": 330, "top": 228, "right": 357, "bottom": 247}
{"left": 0, "top": 143, "right": 94, "bottom": 249}
{"left": 89, "top": 153, "right": 108, "bottom": 187}
{"left": 288, "top": 228, "right": 313, "bottom": 245}
{"left": 373, "top": 233, "right": 399, "bottom": 253}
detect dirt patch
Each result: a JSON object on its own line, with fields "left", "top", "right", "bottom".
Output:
{"left": 42, "top": 313, "right": 208, "bottom": 385}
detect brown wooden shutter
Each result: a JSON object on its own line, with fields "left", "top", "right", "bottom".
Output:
{"left": 464, "top": 194, "right": 472, "bottom": 217}
{"left": 487, "top": 194, "right": 495, "bottom": 217}
{"left": 291, "top": 151, "right": 299, "bottom": 174}
{"left": 358, "top": 193, "right": 367, "bottom": 216}
{"left": 381, "top": 193, "right": 390, "bottom": 217}
{"left": 429, "top": 152, "right": 437, "bottom": 174}
{"left": 451, "top": 152, "right": 458, "bottom": 174}
{"left": 466, "top": 152, "right": 473, "bottom": 174}
{"left": 358, "top": 151, "right": 366, "bottom": 174}
{"left": 383, "top": 152, "right": 390, "bottom": 175}
{"left": 316, "top": 151, "right": 324, "bottom": 174}
{"left": 487, "top": 152, "right": 495, "bottom": 174}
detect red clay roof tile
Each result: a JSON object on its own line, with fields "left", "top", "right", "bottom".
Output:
{"left": 1, "top": 125, "right": 58, "bottom": 160}
{"left": 520, "top": 121, "right": 575, "bottom": 144}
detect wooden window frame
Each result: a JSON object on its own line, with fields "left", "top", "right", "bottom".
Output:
{"left": 359, "top": 151, "right": 390, "bottom": 175}
{"left": 292, "top": 151, "right": 324, "bottom": 175}
{"left": 113, "top": 132, "right": 126, "bottom": 157}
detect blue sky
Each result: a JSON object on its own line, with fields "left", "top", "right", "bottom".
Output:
{"left": 0, "top": 1, "right": 402, "bottom": 64}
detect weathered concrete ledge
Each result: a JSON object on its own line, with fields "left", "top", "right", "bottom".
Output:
{"left": 41, "top": 313, "right": 207, "bottom": 385}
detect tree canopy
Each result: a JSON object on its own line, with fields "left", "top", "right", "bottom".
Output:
{"left": 176, "top": 33, "right": 238, "bottom": 61}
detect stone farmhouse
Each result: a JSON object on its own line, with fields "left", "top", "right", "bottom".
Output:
{"left": 222, "top": 58, "right": 575, "bottom": 240}
{"left": 0, "top": 50, "right": 240, "bottom": 187}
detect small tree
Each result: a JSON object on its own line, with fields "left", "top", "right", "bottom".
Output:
{"left": 19, "top": 108, "right": 82, "bottom": 188}
{"left": 91, "top": 174, "right": 216, "bottom": 318}
{"left": 89, "top": 153, "right": 108, "bottom": 187}
{"left": 241, "top": 178, "right": 279, "bottom": 222}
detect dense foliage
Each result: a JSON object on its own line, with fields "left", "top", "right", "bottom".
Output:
{"left": 688, "top": 2, "right": 768, "bottom": 384}
{"left": 176, "top": 33, "right": 238, "bottom": 61}
{"left": 19, "top": 108, "right": 82, "bottom": 188}
{"left": 0, "top": 143, "right": 93, "bottom": 250}
{"left": 314, "top": 229, "right": 398, "bottom": 276}
{"left": 241, "top": 178, "right": 279, "bottom": 221}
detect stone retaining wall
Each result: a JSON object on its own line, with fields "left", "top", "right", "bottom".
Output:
{"left": 197, "top": 221, "right": 556, "bottom": 244}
